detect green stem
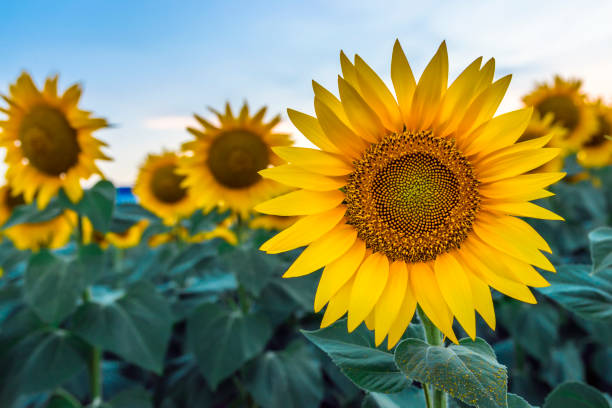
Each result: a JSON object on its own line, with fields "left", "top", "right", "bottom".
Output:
{"left": 417, "top": 306, "right": 447, "bottom": 408}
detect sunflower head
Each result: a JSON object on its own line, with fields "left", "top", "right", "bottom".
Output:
{"left": 133, "top": 151, "right": 198, "bottom": 226}
{"left": 0, "top": 72, "right": 111, "bottom": 209}
{"left": 82, "top": 217, "right": 149, "bottom": 249}
{"left": 576, "top": 101, "right": 612, "bottom": 168}
{"left": 257, "top": 40, "right": 564, "bottom": 348}
{"left": 522, "top": 75, "right": 597, "bottom": 150}
{"left": 0, "top": 185, "right": 75, "bottom": 251}
{"left": 178, "top": 102, "right": 293, "bottom": 218}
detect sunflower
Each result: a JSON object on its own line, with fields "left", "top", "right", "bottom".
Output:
{"left": 0, "top": 185, "right": 76, "bottom": 250}
{"left": 148, "top": 225, "right": 237, "bottom": 247}
{"left": 576, "top": 101, "right": 612, "bottom": 168}
{"left": 517, "top": 112, "right": 568, "bottom": 173}
{"left": 522, "top": 75, "right": 596, "bottom": 150}
{"left": 82, "top": 218, "right": 149, "bottom": 249}
{"left": 178, "top": 102, "right": 292, "bottom": 218}
{"left": 256, "top": 41, "right": 564, "bottom": 348}
{"left": 0, "top": 72, "right": 111, "bottom": 209}
{"left": 133, "top": 151, "right": 198, "bottom": 225}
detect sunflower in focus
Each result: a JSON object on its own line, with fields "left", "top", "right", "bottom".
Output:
{"left": 523, "top": 75, "right": 596, "bottom": 150}
{"left": 134, "top": 151, "right": 198, "bottom": 225}
{"left": 82, "top": 217, "right": 149, "bottom": 249}
{"left": 256, "top": 41, "right": 564, "bottom": 348}
{"left": 0, "top": 185, "right": 75, "bottom": 251}
{"left": 0, "top": 72, "right": 111, "bottom": 209}
{"left": 178, "top": 102, "right": 292, "bottom": 218}
{"left": 576, "top": 101, "right": 612, "bottom": 168}
{"left": 517, "top": 112, "right": 568, "bottom": 173}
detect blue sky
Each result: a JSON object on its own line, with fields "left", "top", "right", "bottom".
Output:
{"left": 2, "top": 0, "right": 611, "bottom": 185}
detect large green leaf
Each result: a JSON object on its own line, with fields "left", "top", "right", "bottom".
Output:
{"left": 71, "top": 282, "right": 173, "bottom": 373}
{"left": 2, "top": 198, "right": 64, "bottom": 228}
{"left": 108, "top": 387, "right": 153, "bottom": 408}
{"left": 24, "top": 251, "right": 85, "bottom": 324}
{"left": 45, "top": 389, "right": 82, "bottom": 408}
{"left": 244, "top": 340, "right": 323, "bottom": 408}
{"left": 589, "top": 227, "right": 612, "bottom": 274}
{"left": 543, "top": 382, "right": 610, "bottom": 408}
{"left": 302, "top": 319, "right": 411, "bottom": 394}
{"left": 394, "top": 338, "right": 508, "bottom": 408}
{"left": 450, "top": 394, "right": 536, "bottom": 408}
{"left": 224, "top": 247, "right": 285, "bottom": 296}
{"left": 0, "top": 328, "right": 86, "bottom": 405}
{"left": 187, "top": 302, "right": 273, "bottom": 389}
{"left": 60, "top": 180, "right": 116, "bottom": 233}
{"left": 167, "top": 242, "right": 216, "bottom": 276}
{"left": 541, "top": 342, "right": 585, "bottom": 387}
{"left": 537, "top": 265, "right": 612, "bottom": 322}
{"left": 362, "top": 387, "right": 426, "bottom": 408}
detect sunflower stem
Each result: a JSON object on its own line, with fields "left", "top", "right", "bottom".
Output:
{"left": 417, "top": 306, "right": 447, "bottom": 408}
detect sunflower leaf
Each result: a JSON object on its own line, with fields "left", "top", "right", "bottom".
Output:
{"left": 302, "top": 319, "right": 412, "bottom": 394}
{"left": 589, "top": 227, "right": 612, "bottom": 275}
{"left": 537, "top": 264, "right": 612, "bottom": 322}
{"left": 243, "top": 340, "right": 324, "bottom": 408}
{"left": 394, "top": 337, "right": 508, "bottom": 408}
{"left": 543, "top": 381, "right": 610, "bottom": 408}
{"left": 186, "top": 302, "right": 273, "bottom": 390}
{"left": 362, "top": 386, "right": 426, "bottom": 407}
{"left": 71, "top": 281, "right": 173, "bottom": 373}
{"left": 2, "top": 198, "right": 64, "bottom": 228}
{"left": 59, "top": 180, "right": 116, "bottom": 233}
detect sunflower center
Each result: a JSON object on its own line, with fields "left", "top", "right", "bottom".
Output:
{"left": 150, "top": 164, "right": 187, "bottom": 203}
{"left": 345, "top": 131, "right": 480, "bottom": 263}
{"left": 18, "top": 105, "right": 80, "bottom": 175}
{"left": 207, "top": 130, "right": 269, "bottom": 189}
{"left": 583, "top": 114, "right": 611, "bottom": 148}
{"left": 535, "top": 95, "right": 580, "bottom": 131}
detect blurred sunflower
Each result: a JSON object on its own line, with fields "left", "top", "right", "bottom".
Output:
{"left": 148, "top": 225, "right": 237, "bottom": 247}
{"left": 134, "top": 151, "right": 198, "bottom": 225}
{"left": 0, "top": 185, "right": 75, "bottom": 250}
{"left": 576, "top": 101, "right": 612, "bottom": 168}
{"left": 82, "top": 218, "right": 149, "bottom": 249}
{"left": 517, "top": 112, "right": 568, "bottom": 173}
{"left": 0, "top": 72, "right": 111, "bottom": 209}
{"left": 523, "top": 75, "right": 596, "bottom": 150}
{"left": 257, "top": 41, "right": 564, "bottom": 348}
{"left": 250, "top": 215, "right": 297, "bottom": 231}
{"left": 178, "top": 102, "right": 292, "bottom": 218}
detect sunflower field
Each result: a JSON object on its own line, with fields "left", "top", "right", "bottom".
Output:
{"left": 1, "top": 36, "right": 612, "bottom": 408}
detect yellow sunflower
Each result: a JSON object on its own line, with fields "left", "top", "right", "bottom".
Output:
{"left": 517, "top": 112, "right": 568, "bottom": 173}
{"left": 576, "top": 101, "right": 612, "bottom": 168}
{"left": 148, "top": 225, "right": 237, "bottom": 247}
{"left": 0, "top": 72, "right": 111, "bottom": 209}
{"left": 82, "top": 218, "right": 149, "bottom": 249}
{"left": 522, "top": 75, "right": 596, "bottom": 150}
{"left": 256, "top": 41, "right": 564, "bottom": 348}
{"left": 133, "top": 151, "right": 198, "bottom": 225}
{"left": 0, "top": 185, "right": 76, "bottom": 250}
{"left": 178, "top": 102, "right": 292, "bottom": 218}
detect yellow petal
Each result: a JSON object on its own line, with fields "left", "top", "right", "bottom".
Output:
{"left": 340, "top": 51, "right": 361, "bottom": 92}
{"left": 63, "top": 175, "right": 83, "bottom": 204}
{"left": 483, "top": 201, "right": 564, "bottom": 221}
{"left": 434, "top": 253, "right": 476, "bottom": 340}
{"left": 480, "top": 172, "right": 566, "bottom": 200}
{"left": 354, "top": 54, "right": 403, "bottom": 131}
{"left": 386, "top": 269, "right": 418, "bottom": 349}
{"left": 321, "top": 276, "right": 354, "bottom": 328}
{"left": 255, "top": 189, "right": 345, "bottom": 216}
{"left": 260, "top": 206, "right": 346, "bottom": 254}
{"left": 314, "top": 239, "right": 366, "bottom": 312}
{"left": 391, "top": 40, "right": 416, "bottom": 125}
{"left": 410, "top": 262, "right": 458, "bottom": 343}
{"left": 374, "top": 261, "right": 408, "bottom": 346}
{"left": 364, "top": 308, "right": 376, "bottom": 331}
{"left": 472, "top": 219, "right": 555, "bottom": 272}
{"left": 271, "top": 146, "right": 353, "bottom": 176}
{"left": 312, "top": 80, "right": 351, "bottom": 125}
{"left": 314, "top": 98, "right": 368, "bottom": 159}
{"left": 259, "top": 165, "right": 346, "bottom": 191}
{"left": 347, "top": 252, "right": 389, "bottom": 332}
{"left": 477, "top": 148, "right": 561, "bottom": 183}
{"left": 463, "top": 108, "right": 533, "bottom": 157}
{"left": 465, "top": 271, "right": 496, "bottom": 330}
{"left": 479, "top": 213, "right": 552, "bottom": 253}
{"left": 283, "top": 224, "right": 357, "bottom": 278}
{"left": 338, "top": 76, "right": 385, "bottom": 143}
{"left": 410, "top": 41, "right": 448, "bottom": 130}
{"left": 287, "top": 109, "right": 340, "bottom": 153}
{"left": 456, "top": 75, "right": 512, "bottom": 137}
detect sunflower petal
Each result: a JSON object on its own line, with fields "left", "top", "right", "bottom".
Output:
{"left": 321, "top": 276, "right": 354, "bottom": 328}
{"left": 259, "top": 165, "right": 346, "bottom": 191}
{"left": 391, "top": 40, "right": 416, "bottom": 125}
{"left": 338, "top": 76, "right": 385, "bottom": 142}
{"left": 271, "top": 146, "right": 353, "bottom": 176}
{"left": 287, "top": 109, "right": 340, "bottom": 154}
{"left": 314, "top": 98, "right": 368, "bottom": 159}
{"left": 374, "top": 261, "right": 408, "bottom": 346}
{"left": 255, "top": 189, "right": 345, "bottom": 216}
{"left": 347, "top": 252, "right": 389, "bottom": 332}
{"left": 410, "top": 41, "right": 448, "bottom": 130}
